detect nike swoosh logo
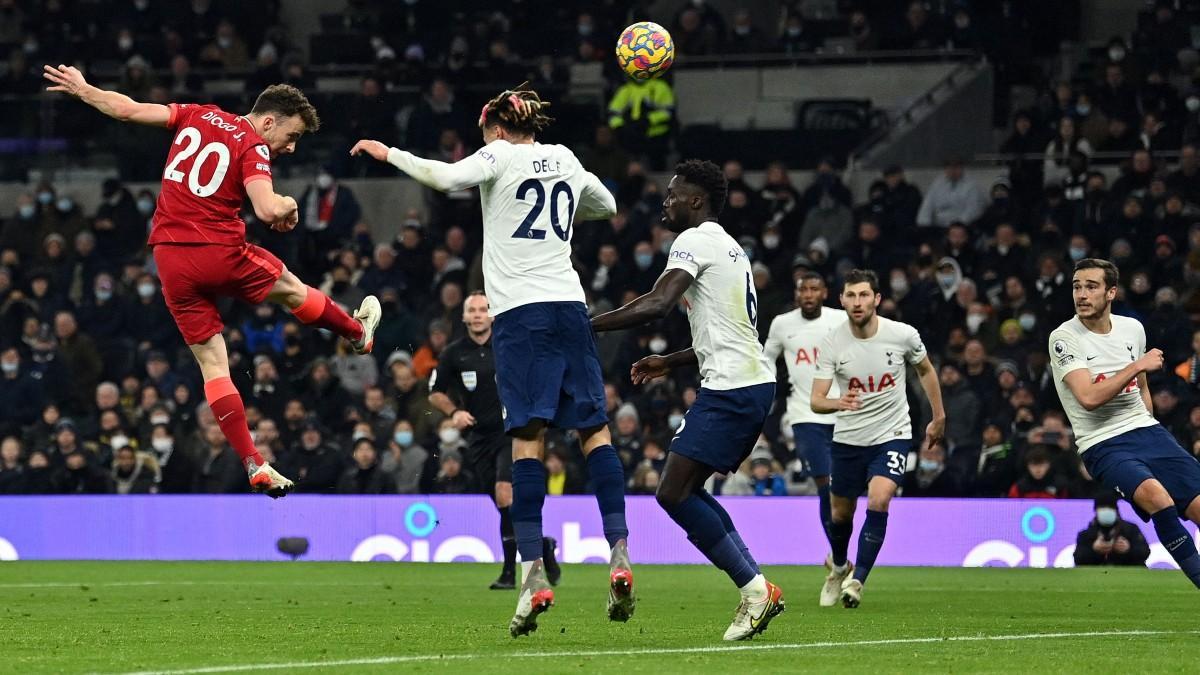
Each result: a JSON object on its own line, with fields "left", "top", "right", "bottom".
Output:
{"left": 839, "top": 360, "right": 851, "bottom": 365}
{"left": 1086, "top": 356, "right": 1097, "bottom": 361}
{"left": 218, "top": 412, "right": 233, "bottom": 422}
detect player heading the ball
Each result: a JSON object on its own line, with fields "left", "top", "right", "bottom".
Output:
{"left": 352, "top": 84, "right": 634, "bottom": 637}
{"left": 43, "top": 64, "right": 381, "bottom": 498}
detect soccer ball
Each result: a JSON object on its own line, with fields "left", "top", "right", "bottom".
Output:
{"left": 616, "top": 22, "right": 674, "bottom": 81}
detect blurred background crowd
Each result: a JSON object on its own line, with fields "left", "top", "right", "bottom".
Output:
{"left": 3, "top": 0, "right": 1200, "bottom": 502}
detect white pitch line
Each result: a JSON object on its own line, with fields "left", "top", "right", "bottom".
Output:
{"left": 0, "top": 581, "right": 386, "bottom": 589}
{"left": 102, "top": 629, "right": 1200, "bottom": 675}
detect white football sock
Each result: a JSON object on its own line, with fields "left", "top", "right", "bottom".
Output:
{"left": 738, "top": 573, "right": 768, "bottom": 601}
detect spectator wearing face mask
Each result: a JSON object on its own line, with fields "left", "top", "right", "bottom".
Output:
{"left": 148, "top": 423, "right": 194, "bottom": 494}
{"left": 2, "top": 193, "right": 42, "bottom": 262}
{"left": 127, "top": 273, "right": 177, "bottom": 355}
{"left": 904, "top": 441, "right": 966, "bottom": 497}
{"left": 434, "top": 416, "right": 467, "bottom": 456}
{"left": 629, "top": 240, "right": 665, "bottom": 294}
{"left": 382, "top": 419, "right": 434, "bottom": 494}
{"left": 298, "top": 168, "right": 362, "bottom": 275}
{"left": 45, "top": 191, "right": 87, "bottom": 245}
{"left": 0, "top": 347, "right": 43, "bottom": 438}
{"left": 1074, "top": 492, "right": 1150, "bottom": 566}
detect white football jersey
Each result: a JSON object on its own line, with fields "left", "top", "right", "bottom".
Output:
{"left": 472, "top": 140, "right": 616, "bottom": 316}
{"left": 1048, "top": 315, "right": 1157, "bottom": 452}
{"left": 764, "top": 307, "right": 847, "bottom": 426}
{"left": 814, "top": 316, "right": 927, "bottom": 446}
{"left": 663, "top": 221, "right": 775, "bottom": 391}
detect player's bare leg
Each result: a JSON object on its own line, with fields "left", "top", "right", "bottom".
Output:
{"left": 581, "top": 423, "right": 634, "bottom": 621}
{"left": 267, "top": 268, "right": 380, "bottom": 354}
{"left": 190, "top": 334, "right": 292, "bottom": 497}
{"left": 1134, "top": 479, "right": 1200, "bottom": 588}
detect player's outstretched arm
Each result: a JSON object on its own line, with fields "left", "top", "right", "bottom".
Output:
{"left": 350, "top": 139, "right": 487, "bottom": 193}
{"left": 245, "top": 180, "right": 298, "bottom": 230}
{"left": 1062, "top": 348, "right": 1163, "bottom": 411}
{"left": 591, "top": 269, "right": 693, "bottom": 333}
{"left": 43, "top": 64, "right": 169, "bottom": 127}
{"left": 914, "top": 355, "right": 946, "bottom": 447}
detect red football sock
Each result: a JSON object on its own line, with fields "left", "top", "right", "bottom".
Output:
{"left": 291, "top": 286, "right": 363, "bottom": 342}
{"left": 204, "top": 376, "right": 264, "bottom": 471}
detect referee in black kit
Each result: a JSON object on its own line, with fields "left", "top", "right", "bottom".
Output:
{"left": 429, "top": 291, "right": 560, "bottom": 590}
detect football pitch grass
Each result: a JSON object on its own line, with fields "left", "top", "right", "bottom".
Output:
{"left": 1, "top": 562, "right": 1197, "bottom": 673}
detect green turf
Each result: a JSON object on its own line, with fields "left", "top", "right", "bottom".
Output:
{"left": 0, "top": 562, "right": 1197, "bottom": 674}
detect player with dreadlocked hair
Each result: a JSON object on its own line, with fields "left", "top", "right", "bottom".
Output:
{"left": 479, "top": 85, "right": 554, "bottom": 135}
{"left": 352, "top": 87, "right": 632, "bottom": 638}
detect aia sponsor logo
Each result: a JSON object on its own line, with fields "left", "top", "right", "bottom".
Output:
{"left": 846, "top": 373, "right": 897, "bottom": 392}
{"left": 794, "top": 347, "right": 819, "bottom": 365}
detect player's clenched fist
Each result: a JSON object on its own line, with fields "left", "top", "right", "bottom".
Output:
{"left": 1137, "top": 348, "right": 1164, "bottom": 373}
{"left": 350, "top": 139, "right": 390, "bottom": 162}
{"left": 631, "top": 355, "right": 669, "bottom": 385}
{"left": 270, "top": 196, "right": 298, "bottom": 232}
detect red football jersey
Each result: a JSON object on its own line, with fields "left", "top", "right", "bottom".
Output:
{"left": 148, "top": 103, "right": 273, "bottom": 246}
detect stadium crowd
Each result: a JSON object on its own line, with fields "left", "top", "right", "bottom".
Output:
{"left": 3, "top": 1, "right": 1200, "bottom": 500}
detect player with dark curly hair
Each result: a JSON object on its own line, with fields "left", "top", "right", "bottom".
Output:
{"left": 42, "top": 64, "right": 379, "bottom": 500}
{"left": 592, "top": 159, "right": 785, "bottom": 641}
{"left": 351, "top": 85, "right": 633, "bottom": 637}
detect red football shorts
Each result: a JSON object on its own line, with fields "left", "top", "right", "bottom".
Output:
{"left": 153, "top": 243, "right": 284, "bottom": 345}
